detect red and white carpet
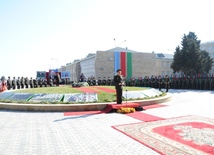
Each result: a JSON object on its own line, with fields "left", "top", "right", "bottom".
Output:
{"left": 113, "top": 115, "right": 214, "bottom": 155}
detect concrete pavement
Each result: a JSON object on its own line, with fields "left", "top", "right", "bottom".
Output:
{"left": 0, "top": 89, "right": 213, "bottom": 155}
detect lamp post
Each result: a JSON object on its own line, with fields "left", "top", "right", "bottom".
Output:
{"left": 114, "top": 38, "right": 126, "bottom": 47}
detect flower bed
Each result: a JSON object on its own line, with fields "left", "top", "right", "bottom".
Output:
{"left": 117, "top": 107, "right": 136, "bottom": 114}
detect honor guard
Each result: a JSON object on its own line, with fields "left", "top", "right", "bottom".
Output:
{"left": 34, "top": 78, "right": 38, "bottom": 88}
{"left": 43, "top": 78, "right": 47, "bottom": 87}
{"left": 49, "top": 78, "right": 53, "bottom": 86}
{"left": 20, "top": 77, "right": 24, "bottom": 89}
{"left": 107, "top": 77, "right": 112, "bottom": 86}
{"left": 25, "top": 77, "right": 29, "bottom": 89}
{"left": 7, "top": 76, "right": 12, "bottom": 90}
{"left": 158, "top": 76, "right": 163, "bottom": 91}
{"left": 165, "top": 75, "right": 170, "bottom": 92}
{"left": 29, "top": 77, "right": 34, "bottom": 88}
{"left": 16, "top": 77, "right": 21, "bottom": 89}
{"left": 102, "top": 77, "right": 106, "bottom": 85}
{"left": 39, "top": 78, "right": 43, "bottom": 87}
{"left": 97, "top": 77, "right": 101, "bottom": 86}
{"left": 12, "top": 77, "right": 16, "bottom": 89}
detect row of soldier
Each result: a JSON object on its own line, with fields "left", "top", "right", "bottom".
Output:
{"left": 125, "top": 75, "right": 214, "bottom": 90}
{"left": 86, "top": 77, "right": 113, "bottom": 86}
{"left": 6, "top": 76, "right": 56, "bottom": 90}
{"left": 84, "top": 75, "right": 214, "bottom": 91}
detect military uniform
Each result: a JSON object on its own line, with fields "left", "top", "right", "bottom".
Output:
{"left": 25, "top": 77, "right": 29, "bottom": 89}
{"left": 20, "top": 77, "right": 24, "bottom": 89}
{"left": 29, "top": 77, "right": 34, "bottom": 88}
{"left": 12, "top": 77, "right": 16, "bottom": 89}
{"left": 7, "top": 77, "right": 12, "bottom": 90}
{"left": 107, "top": 77, "right": 112, "bottom": 86}
{"left": 49, "top": 78, "right": 53, "bottom": 87}
{"left": 165, "top": 75, "right": 170, "bottom": 92}
{"left": 158, "top": 76, "right": 163, "bottom": 91}
{"left": 102, "top": 77, "right": 106, "bottom": 85}
{"left": 34, "top": 78, "right": 38, "bottom": 88}
{"left": 97, "top": 77, "right": 101, "bottom": 86}
{"left": 43, "top": 78, "right": 47, "bottom": 87}
{"left": 114, "top": 69, "right": 124, "bottom": 104}
{"left": 16, "top": 77, "right": 21, "bottom": 89}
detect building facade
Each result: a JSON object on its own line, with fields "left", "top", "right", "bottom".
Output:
{"left": 200, "top": 41, "right": 214, "bottom": 73}
{"left": 58, "top": 47, "right": 174, "bottom": 82}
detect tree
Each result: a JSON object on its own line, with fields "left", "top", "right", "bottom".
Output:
{"left": 171, "top": 32, "right": 213, "bottom": 76}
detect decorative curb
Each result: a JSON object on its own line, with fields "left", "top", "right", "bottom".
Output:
{"left": 0, "top": 93, "right": 172, "bottom": 112}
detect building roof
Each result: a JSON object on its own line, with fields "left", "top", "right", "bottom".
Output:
{"left": 106, "top": 47, "right": 138, "bottom": 53}
{"left": 156, "top": 53, "right": 173, "bottom": 59}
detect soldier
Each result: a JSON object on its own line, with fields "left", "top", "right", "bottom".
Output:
{"left": 138, "top": 77, "right": 143, "bottom": 87}
{"left": 97, "top": 77, "right": 101, "bottom": 86}
{"left": 49, "top": 78, "right": 53, "bottom": 86}
{"left": 39, "top": 78, "right": 43, "bottom": 87}
{"left": 16, "top": 77, "right": 21, "bottom": 89}
{"left": 158, "top": 76, "right": 163, "bottom": 91}
{"left": 43, "top": 78, "right": 47, "bottom": 87}
{"left": 131, "top": 77, "right": 136, "bottom": 86}
{"left": 102, "top": 77, "right": 106, "bottom": 85}
{"left": 107, "top": 77, "right": 112, "bottom": 86}
{"left": 144, "top": 76, "right": 148, "bottom": 87}
{"left": 12, "top": 77, "right": 16, "bottom": 89}
{"left": 165, "top": 75, "right": 170, "bottom": 92}
{"left": 87, "top": 77, "right": 92, "bottom": 86}
{"left": 25, "top": 77, "right": 29, "bottom": 89}
{"left": 29, "top": 77, "right": 34, "bottom": 88}
{"left": 92, "top": 77, "right": 96, "bottom": 86}
{"left": 34, "top": 78, "right": 38, "bottom": 88}
{"left": 150, "top": 75, "right": 155, "bottom": 88}
{"left": 20, "top": 77, "right": 24, "bottom": 89}
{"left": 7, "top": 76, "right": 12, "bottom": 90}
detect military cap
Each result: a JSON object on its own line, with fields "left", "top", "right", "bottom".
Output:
{"left": 116, "top": 69, "right": 121, "bottom": 72}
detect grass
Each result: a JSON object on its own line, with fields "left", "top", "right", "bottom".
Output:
{"left": 1, "top": 85, "right": 165, "bottom": 104}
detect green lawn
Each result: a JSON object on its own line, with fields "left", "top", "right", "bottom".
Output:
{"left": 1, "top": 85, "right": 164, "bottom": 104}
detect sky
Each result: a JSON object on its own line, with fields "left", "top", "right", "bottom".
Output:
{"left": 1, "top": 0, "right": 214, "bottom": 78}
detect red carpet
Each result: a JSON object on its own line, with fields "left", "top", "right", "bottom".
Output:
{"left": 90, "top": 86, "right": 116, "bottom": 93}
{"left": 113, "top": 115, "right": 214, "bottom": 155}
{"left": 74, "top": 87, "right": 100, "bottom": 93}
{"left": 64, "top": 103, "right": 140, "bottom": 116}
{"left": 63, "top": 103, "right": 166, "bottom": 121}
{"left": 126, "top": 112, "right": 165, "bottom": 122}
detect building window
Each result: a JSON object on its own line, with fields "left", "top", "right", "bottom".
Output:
{"left": 162, "top": 62, "right": 165, "bottom": 67}
{"left": 162, "top": 71, "right": 165, "bottom": 76}
{"left": 167, "top": 71, "right": 170, "bottom": 76}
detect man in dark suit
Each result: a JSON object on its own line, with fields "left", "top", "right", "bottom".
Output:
{"left": 114, "top": 69, "right": 124, "bottom": 104}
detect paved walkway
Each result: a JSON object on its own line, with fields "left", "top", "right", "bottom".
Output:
{"left": 0, "top": 89, "right": 213, "bottom": 155}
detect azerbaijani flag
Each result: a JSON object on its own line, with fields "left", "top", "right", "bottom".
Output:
{"left": 114, "top": 51, "right": 132, "bottom": 78}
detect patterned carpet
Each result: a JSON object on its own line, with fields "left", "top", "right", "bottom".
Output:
{"left": 113, "top": 115, "right": 214, "bottom": 155}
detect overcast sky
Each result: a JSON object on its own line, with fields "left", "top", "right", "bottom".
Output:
{"left": 1, "top": 0, "right": 214, "bottom": 78}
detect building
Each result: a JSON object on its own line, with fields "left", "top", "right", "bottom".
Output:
{"left": 200, "top": 41, "right": 214, "bottom": 73}
{"left": 58, "top": 47, "right": 174, "bottom": 82}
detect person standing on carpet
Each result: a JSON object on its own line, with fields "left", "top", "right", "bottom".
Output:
{"left": 114, "top": 69, "right": 124, "bottom": 104}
